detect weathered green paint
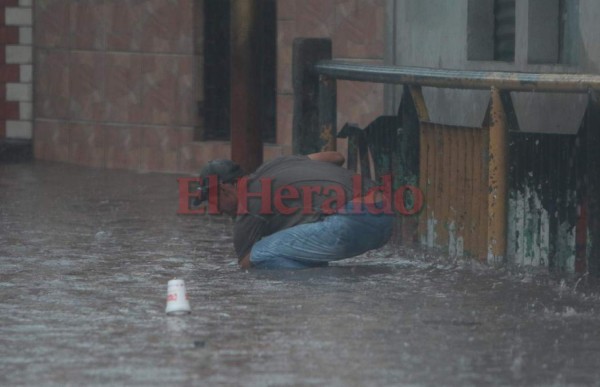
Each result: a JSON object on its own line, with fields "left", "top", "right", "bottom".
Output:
{"left": 507, "top": 132, "right": 582, "bottom": 273}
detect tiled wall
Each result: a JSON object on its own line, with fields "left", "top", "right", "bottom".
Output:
{"left": 276, "top": 0, "right": 386, "bottom": 148}
{"left": 33, "top": 0, "right": 385, "bottom": 173}
{"left": 1, "top": 0, "right": 32, "bottom": 140}
{"left": 34, "top": 0, "right": 202, "bottom": 172}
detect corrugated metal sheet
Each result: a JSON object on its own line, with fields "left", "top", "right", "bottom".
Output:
{"left": 418, "top": 122, "right": 489, "bottom": 259}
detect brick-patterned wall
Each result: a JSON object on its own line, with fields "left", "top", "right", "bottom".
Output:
{"left": 276, "top": 0, "right": 386, "bottom": 148}
{"left": 1, "top": 0, "right": 32, "bottom": 140}
{"left": 34, "top": 0, "right": 199, "bottom": 172}
{"left": 32, "top": 0, "right": 385, "bottom": 173}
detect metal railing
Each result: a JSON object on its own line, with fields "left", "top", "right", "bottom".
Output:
{"left": 311, "top": 59, "right": 599, "bottom": 271}
{"left": 315, "top": 60, "right": 600, "bottom": 93}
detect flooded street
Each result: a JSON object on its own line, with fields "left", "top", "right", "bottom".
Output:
{"left": 2, "top": 162, "right": 600, "bottom": 386}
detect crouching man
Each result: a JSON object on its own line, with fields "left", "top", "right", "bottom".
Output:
{"left": 196, "top": 152, "right": 393, "bottom": 269}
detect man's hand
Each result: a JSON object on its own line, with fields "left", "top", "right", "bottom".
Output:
{"left": 307, "top": 151, "right": 345, "bottom": 166}
{"left": 239, "top": 253, "right": 252, "bottom": 269}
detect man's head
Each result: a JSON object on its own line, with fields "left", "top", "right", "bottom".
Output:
{"left": 196, "top": 159, "right": 244, "bottom": 215}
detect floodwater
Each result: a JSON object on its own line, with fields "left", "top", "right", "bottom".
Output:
{"left": 2, "top": 161, "right": 600, "bottom": 386}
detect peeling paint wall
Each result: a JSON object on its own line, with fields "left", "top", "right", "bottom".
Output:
{"left": 412, "top": 117, "right": 592, "bottom": 272}
{"left": 507, "top": 132, "right": 583, "bottom": 273}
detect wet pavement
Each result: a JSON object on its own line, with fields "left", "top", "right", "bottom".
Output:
{"left": 2, "top": 161, "right": 600, "bottom": 386}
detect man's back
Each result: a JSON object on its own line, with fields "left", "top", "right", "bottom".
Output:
{"left": 233, "top": 155, "right": 374, "bottom": 259}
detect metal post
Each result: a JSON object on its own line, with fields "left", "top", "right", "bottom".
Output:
{"left": 318, "top": 74, "right": 337, "bottom": 151}
{"left": 487, "top": 87, "right": 509, "bottom": 264}
{"left": 408, "top": 85, "right": 430, "bottom": 122}
{"left": 230, "top": 0, "right": 263, "bottom": 172}
{"left": 292, "top": 38, "right": 332, "bottom": 155}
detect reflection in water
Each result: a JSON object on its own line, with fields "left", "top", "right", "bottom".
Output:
{"left": 1, "top": 162, "right": 600, "bottom": 386}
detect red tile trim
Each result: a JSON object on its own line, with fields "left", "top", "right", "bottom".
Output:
{"left": 0, "top": 100, "right": 19, "bottom": 120}
{"left": 0, "top": 4, "right": 21, "bottom": 139}
{"left": 0, "top": 26, "right": 18, "bottom": 45}
{"left": 0, "top": 64, "right": 19, "bottom": 82}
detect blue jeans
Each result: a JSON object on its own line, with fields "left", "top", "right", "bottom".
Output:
{"left": 249, "top": 201, "right": 394, "bottom": 269}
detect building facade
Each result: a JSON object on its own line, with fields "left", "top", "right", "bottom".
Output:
{"left": 10, "top": 0, "right": 385, "bottom": 174}
{"left": 384, "top": 0, "right": 599, "bottom": 273}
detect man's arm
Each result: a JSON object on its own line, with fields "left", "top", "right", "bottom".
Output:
{"left": 307, "top": 151, "right": 345, "bottom": 166}
{"left": 239, "top": 253, "right": 251, "bottom": 269}
{"left": 234, "top": 215, "right": 266, "bottom": 270}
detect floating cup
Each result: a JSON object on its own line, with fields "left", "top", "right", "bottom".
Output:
{"left": 165, "top": 278, "right": 191, "bottom": 315}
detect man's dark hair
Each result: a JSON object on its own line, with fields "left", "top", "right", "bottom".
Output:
{"left": 195, "top": 159, "right": 244, "bottom": 204}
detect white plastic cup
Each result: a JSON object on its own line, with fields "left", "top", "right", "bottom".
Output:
{"left": 165, "top": 278, "right": 191, "bottom": 315}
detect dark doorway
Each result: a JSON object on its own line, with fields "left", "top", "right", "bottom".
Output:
{"left": 202, "top": 0, "right": 231, "bottom": 141}
{"left": 202, "top": 0, "right": 276, "bottom": 143}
